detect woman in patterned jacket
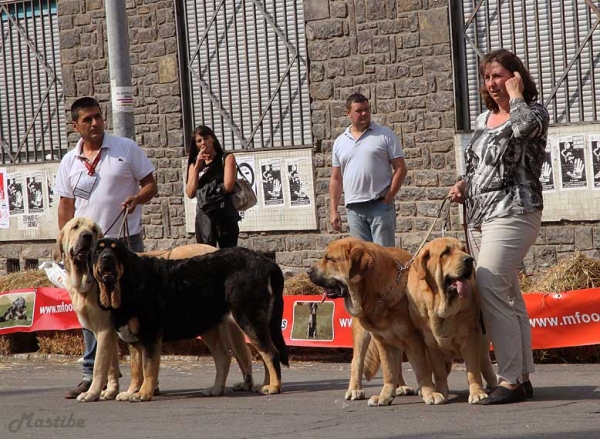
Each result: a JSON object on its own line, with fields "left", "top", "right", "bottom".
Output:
{"left": 448, "top": 49, "right": 549, "bottom": 405}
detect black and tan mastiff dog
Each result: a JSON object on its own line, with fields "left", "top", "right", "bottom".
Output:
{"left": 56, "top": 217, "right": 257, "bottom": 402}
{"left": 90, "top": 238, "right": 289, "bottom": 401}
{"left": 308, "top": 237, "right": 444, "bottom": 406}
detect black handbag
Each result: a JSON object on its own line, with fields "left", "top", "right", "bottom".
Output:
{"left": 197, "top": 181, "right": 239, "bottom": 221}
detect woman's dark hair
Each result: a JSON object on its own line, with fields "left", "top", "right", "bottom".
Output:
{"left": 186, "top": 125, "right": 223, "bottom": 170}
{"left": 479, "top": 49, "right": 538, "bottom": 112}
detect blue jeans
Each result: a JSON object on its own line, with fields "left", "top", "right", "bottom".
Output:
{"left": 346, "top": 200, "right": 396, "bottom": 247}
{"left": 82, "top": 233, "right": 144, "bottom": 380}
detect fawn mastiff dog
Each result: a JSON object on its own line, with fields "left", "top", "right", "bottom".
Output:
{"left": 406, "top": 237, "right": 497, "bottom": 403}
{"left": 90, "top": 238, "right": 289, "bottom": 402}
{"left": 55, "top": 217, "right": 255, "bottom": 402}
{"left": 308, "top": 237, "right": 444, "bottom": 406}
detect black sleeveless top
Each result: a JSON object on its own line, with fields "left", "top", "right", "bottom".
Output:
{"left": 198, "top": 152, "right": 226, "bottom": 189}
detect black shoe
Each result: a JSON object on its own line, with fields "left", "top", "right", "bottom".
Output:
{"left": 523, "top": 380, "right": 533, "bottom": 398}
{"left": 481, "top": 384, "right": 526, "bottom": 405}
{"left": 64, "top": 380, "right": 92, "bottom": 399}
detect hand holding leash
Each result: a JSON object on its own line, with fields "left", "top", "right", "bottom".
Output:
{"left": 448, "top": 180, "right": 466, "bottom": 204}
{"left": 122, "top": 196, "right": 139, "bottom": 214}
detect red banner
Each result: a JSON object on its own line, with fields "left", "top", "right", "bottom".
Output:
{"left": 2, "top": 288, "right": 600, "bottom": 350}
{"left": 0, "top": 288, "right": 80, "bottom": 335}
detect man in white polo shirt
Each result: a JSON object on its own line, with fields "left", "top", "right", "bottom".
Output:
{"left": 329, "top": 93, "right": 407, "bottom": 246}
{"left": 54, "top": 96, "right": 158, "bottom": 399}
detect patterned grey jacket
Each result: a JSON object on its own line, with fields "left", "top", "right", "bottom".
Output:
{"left": 464, "top": 98, "right": 550, "bottom": 228}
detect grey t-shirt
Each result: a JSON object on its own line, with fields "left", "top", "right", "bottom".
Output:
{"left": 332, "top": 122, "right": 404, "bottom": 205}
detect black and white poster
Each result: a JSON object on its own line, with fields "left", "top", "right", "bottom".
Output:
{"left": 7, "top": 173, "right": 25, "bottom": 215}
{"left": 46, "top": 170, "right": 56, "bottom": 208}
{"left": 590, "top": 136, "right": 600, "bottom": 189}
{"left": 260, "top": 159, "right": 284, "bottom": 207}
{"left": 26, "top": 171, "right": 45, "bottom": 213}
{"left": 541, "top": 140, "right": 554, "bottom": 193}
{"left": 559, "top": 136, "right": 587, "bottom": 190}
{"left": 286, "top": 158, "right": 311, "bottom": 207}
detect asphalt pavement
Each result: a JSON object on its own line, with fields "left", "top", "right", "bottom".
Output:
{"left": 0, "top": 355, "right": 598, "bottom": 439}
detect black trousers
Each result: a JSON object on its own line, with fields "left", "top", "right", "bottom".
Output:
{"left": 195, "top": 204, "right": 239, "bottom": 248}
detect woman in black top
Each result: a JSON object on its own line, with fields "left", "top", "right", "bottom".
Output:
{"left": 185, "top": 125, "right": 240, "bottom": 247}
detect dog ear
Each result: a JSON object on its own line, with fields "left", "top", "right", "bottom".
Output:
{"left": 111, "top": 284, "right": 121, "bottom": 309}
{"left": 348, "top": 244, "right": 373, "bottom": 282}
{"left": 415, "top": 248, "right": 430, "bottom": 280}
{"left": 53, "top": 228, "right": 65, "bottom": 262}
{"left": 98, "top": 283, "right": 111, "bottom": 309}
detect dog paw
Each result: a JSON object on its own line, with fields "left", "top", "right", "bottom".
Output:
{"left": 76, "top": 391, "right": 100, "bottom": 402}
{"left": 422, "top": 391, "right": 446, "bottom": 405}
{"left": 259, "top": 385, "right": 280, "bottom": 395}
{"left": 344, "top": 389, "right": 365, "bottom": 400}
{"left": 100, "top": 388, "right": 119, "bottom": 400}
{"left": 201, "top": 385, "right": 226, "bottom": 396}
{"left": 116, "top": 391, "right": 133, "bottom": 401}
{"left": 468, "top": 391, "right": 489, "bottom": 404}
{"left": 232, "top": 381, "right": 254, "bottom": 392}
{"left": 128, "top": 392, "right": 153, "bottom": 402}
{"left": 367, "top": 395, "right": 394, "bottom": 406}
{"left": 395, "top": 386, "right": 415, "bottom": 396}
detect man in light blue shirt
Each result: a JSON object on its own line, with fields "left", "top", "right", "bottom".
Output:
{"left": 329, "top": 93, "right": 407, "bottom": 246}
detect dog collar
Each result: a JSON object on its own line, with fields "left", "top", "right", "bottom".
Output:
{"left": 378, "top": 259, "right": 408, "bottom": 304}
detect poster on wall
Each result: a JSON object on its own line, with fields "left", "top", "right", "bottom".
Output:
{"left": 558, "top": 136, "right": 587, "bottom": 190}
{"left": 541, "top": 140, "right": 555, "bottom": 193}
{"left": 7, "top": 172, "right": 25, "bottom": 215}
{"left": 0, "top": 168, "right": 9, "bottom": 229}
{"left": 260, "top": 159, "right": 284, "bottom": 207}
{"left": 235, "top": 155, "right": 258, "bottom": 223}
{"left": 25, "top": 171, "right": 45, "bottom": 213}
{"left": 590, "top": 135, "right": 600, "bottom": 189}
{"left": 46, "top": 170, "right": 56, "bottom": 208}
{"left": 286, "top": 158, "right": 311, "bottom": 207}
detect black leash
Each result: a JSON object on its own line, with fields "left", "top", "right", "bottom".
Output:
{"left": 103, "top": 206, "right": 130, "bottom": 247}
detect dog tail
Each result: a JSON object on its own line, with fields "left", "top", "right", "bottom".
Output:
{"left": 363, "top": 339, "right": 381, "bottom": 381}
{"left": 269, "top": 263, "right": 289, "bottom": 367}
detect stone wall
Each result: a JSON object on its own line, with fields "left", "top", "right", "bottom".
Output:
{"left": 1, "top": 0, "right": 597, "bottom": 275}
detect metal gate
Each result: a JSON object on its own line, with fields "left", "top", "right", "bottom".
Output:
{"left": 0, "top": 0, "right": 66, "bottom": 164}
{"left": 178, "top": 0, "right": 311, "bottom": 150}
{"left": 451, "top": 0, "right": 600, "bottom": 130}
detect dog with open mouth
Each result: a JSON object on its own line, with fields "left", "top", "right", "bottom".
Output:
{"left": 56, "top": 217, "right": 259, "bottom": 402}
{"left": 90, "top": 237, "right": 289, "bottom": 401}
{"left": 405, "top": 237, "right": 497, "bottom": 403}
{"left": 308, "top": 237, "right": 444, "bottom": 406}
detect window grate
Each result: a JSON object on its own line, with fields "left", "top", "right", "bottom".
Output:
{"left": 452, "top": 0, "right": 600, "bottom": 130}
{"left": 0, "top": 0, "right": 67, "bottom": 164}
{"left": 179, "top": 0, "right": 311, "bottom": 151}
{"left": 6, "top": 258, "right": 20, "bottom": 273}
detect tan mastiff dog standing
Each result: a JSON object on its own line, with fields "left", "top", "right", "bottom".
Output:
{"left": 308, "top": 237, "right": 445, "bottom": 406}
{"left": 406, "top": 237, "right": 497, "bottom": 403}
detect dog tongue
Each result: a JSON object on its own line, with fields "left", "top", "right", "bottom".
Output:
{"left": 453, "top": 279, "right": 470, "bottom": 299}
{"left": 321, "top": 291, "right": 328, "bottom": 303}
